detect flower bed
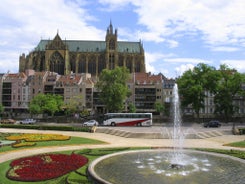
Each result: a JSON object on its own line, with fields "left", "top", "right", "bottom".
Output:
{"left": 7, "top": 153, "right": 88, "bottom": 181}
{"left": 6, "top": 133, "right": 70, "bottom": 142}
{"left": 12, "top": 142, "right": 36, "bottom": 148}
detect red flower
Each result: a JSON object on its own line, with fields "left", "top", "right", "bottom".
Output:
{"left": 7, "top": 153, "right": 88, "bottom": 182}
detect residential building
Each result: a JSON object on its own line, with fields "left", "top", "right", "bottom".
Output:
{"left": 127, "top": 73, "right": 164, "bottom": 113}
{"left": 1, "top": 72, "right": 28, "bottom": 113}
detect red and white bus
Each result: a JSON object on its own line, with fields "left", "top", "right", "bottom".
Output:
{"left": 103, "top": 113, "right": 152, "bottom": 126}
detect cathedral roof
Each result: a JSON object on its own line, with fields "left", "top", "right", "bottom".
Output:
{"left": 34, "top": 39, "right": 142, "bottom": 53}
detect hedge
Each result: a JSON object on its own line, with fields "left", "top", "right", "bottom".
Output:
{"left": 0, "top": 124, "right": 90, "bottom": 132}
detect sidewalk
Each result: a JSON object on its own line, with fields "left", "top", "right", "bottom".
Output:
{"left": 0, "top": 128, "right": 244, "bottom": 164}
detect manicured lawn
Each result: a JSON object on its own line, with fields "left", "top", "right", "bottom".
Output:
{"left": 0, "top": 133, "right": 105, "bottom": 153}
{"left": 0, "top": 147, "right": 143, "bottom": 184}
{"left": 224, "top": 140, "right": 245, "bottom": 148}
{"left": 196, "top": 140, "right": 245, "bottom": 159}
{"left": 0, "top": 132, "right": 244, "bottom": 184}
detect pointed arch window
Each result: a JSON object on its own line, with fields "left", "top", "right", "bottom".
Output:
{"left": 98, "top": 54, "right": 106, "bottom": 73}
{"left": 109, "top": 39, "right": 115, "bottom": 50}
{"left": 78, "top": 55, "right": 86, "bottom": 73}
{"left": 109, "top": 54, "right": 115, "bottom": 69}
{"left": 50, "top": 51, "right": 64, "bottom": 75}
{"left": 88, "top": 55, "right": 96, "bottom": 75}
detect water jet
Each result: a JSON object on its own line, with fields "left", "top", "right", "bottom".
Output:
{"left": 88, "top": 84, "right": 245, "bottom": 184}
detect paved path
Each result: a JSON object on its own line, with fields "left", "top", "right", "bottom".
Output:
{"left": 0, "top": 128, "right": 244, "bottom": 164}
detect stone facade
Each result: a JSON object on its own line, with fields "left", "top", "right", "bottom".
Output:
{"left": 19, "top": 23, "right": 145, "bottom": 77}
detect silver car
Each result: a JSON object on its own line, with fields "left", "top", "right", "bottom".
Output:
{"left": 83, "top": 120, "right": 98, "bottom": 126}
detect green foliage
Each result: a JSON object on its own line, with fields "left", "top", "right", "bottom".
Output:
{"left": 29, "top": 94, "right": 64, "bottom": 116}
{"left": 214, "top": 64, "right": 245, "bottom": 122}
{"left": 0, "top": 124, "right": 91, "bottom": 133}
{"left": 177, "top": 63, "right": 219, "bottom": 119}
{"left": 177, "top": 63, "right": 245, "bottom": 122}
{"left": 64, "top": 95, "right": 84, "bottom": 115}
{"left": 128, "top": 103, "right": 136, "bottom": 113}
{"left": 154, "top": 102, "right": 165, "bottom": 114}
{"left": 0, "top": 104, "right": 4, "bottom": 115}
{"left": 96, "top": 67, "right": 130, "bottom": 112}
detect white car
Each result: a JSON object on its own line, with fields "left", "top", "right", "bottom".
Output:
{"left": 83, "top": 120, "right": 98, "bottom": 126}
{"left": 19, "top": 119, "right": 37, "bottom": 124}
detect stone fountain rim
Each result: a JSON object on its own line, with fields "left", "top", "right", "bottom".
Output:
{"left": 88, "top": 149, "right": 245, "bottom": 184}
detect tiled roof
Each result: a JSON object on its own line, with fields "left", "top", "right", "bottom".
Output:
{"left": 34, "top": 40, "right": 142, "bottom": 53}
{"left": 6, "top": 72, "right": 26, "bottom": 79}
{"left": 57, "top": 74, "right": 83, "bottom": 85}
{"left": 130, "top": 73, "right": 163, "bottom": 84}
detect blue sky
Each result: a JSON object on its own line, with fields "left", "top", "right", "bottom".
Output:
{"left": 1, "top": 0, "right": 245, "bottom": 78}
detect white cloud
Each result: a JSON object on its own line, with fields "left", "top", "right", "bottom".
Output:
{"left": 98, "top": 0, "right": 132, "bottom": 11}
{"left": 163, "top": 58, "right": 212, "bottom": 64}
{"left": 119, "top": 0, "right": 245, "bottom": 49}
{"left": 221, "top": 60, "right": 245, "bottom": 73}
{"left": 0, "top": 0, "right": 105, "bottom": 72}
{"left": 175, "top": 64, "right": 195, "bottom": 77}
{"left": 211, "top": 46, "right": 240, "bottom": 52}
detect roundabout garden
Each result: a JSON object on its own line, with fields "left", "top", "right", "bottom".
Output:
{"left": 0, "top": 131, "right": 244, "bottom": 184}
{"left": 0, "top": 132, "right": 141, "bottom": 183}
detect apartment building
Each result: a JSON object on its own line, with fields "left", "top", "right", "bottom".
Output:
{"left": 1, "top": 72, "right": 28, "bottom": 114}
{"left": 127, "top": 73, "right": 164, "bottom": 113}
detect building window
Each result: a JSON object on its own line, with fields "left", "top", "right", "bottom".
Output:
{"left": 109, "top": 54, "right": 115, "bottom": 69}
{"left": 88, "top": 55, "right": 96, "bottom": 75}
{"left": 109, "top": 39, "right": 115, "bottom": 50}
{"left": 50, "top": 51, "right": 65, "bottom": 75}
{"left": 78, "top": 55, "right": 86, "bottom": 73}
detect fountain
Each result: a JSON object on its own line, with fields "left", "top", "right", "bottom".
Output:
{"left": 88, "top": 84, "right": 245, "bottom": 184}
{"left": 170, "top": 83, "right": 184, "bottom": 169}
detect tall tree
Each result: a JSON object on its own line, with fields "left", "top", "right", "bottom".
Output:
{"left": 154, "top": 102, "right": 165, "bottom": 115}
{"left": 128, "top": 103, "right": 136, "bottom": 113}
{"left": 64, "top": 95, "right": 83, "bottom": 115}
{"left": 214, "top": 64, "right": 245, "bottom": 122}
{"left": 96, "top": 67, "right": 130, "bottom": 112}
{"left": 29, "top": 94, "right": 64, "bottom": 116}
{"left": 0, "top": 104, "right": 4, "bottom": 117}
{"left": 29, "top": 94, "right": 47, "bottom": 115}
{"left": 177, "top": 63, "right": 219, "bottom": 120}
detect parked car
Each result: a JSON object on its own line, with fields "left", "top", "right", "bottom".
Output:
{"left": 0, "top": 119, "right": 16, "bottom": 124}
{"left": 19, "top": 119, "right": 37, "bottom": 124}
{"left": 204, "top": 120, "right": 221, "bottom": 128}
{"left": 83, "top": 120, "right": 98, "bottom": 126}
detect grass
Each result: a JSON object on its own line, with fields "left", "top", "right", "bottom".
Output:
{"left": 0, "top": 132, "right": 244, "bottom": 184}
{"left": 0, "top": 147, "right": 147, "bottom": 184}
{"left": 0, "top": 134, "right": 106, "bottom": 153}
{"left": 0, "top": 146, "right": 244, "bottom": 184}
{"left": 224, "top": 140, "right": 245, "bottom": 148}
{"left": 195, "top": 148, "right": 245, "bottom": 159}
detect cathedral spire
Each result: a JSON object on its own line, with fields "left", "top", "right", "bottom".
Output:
{"left": 109, "top": 20, "right": 113, "bottom": 34}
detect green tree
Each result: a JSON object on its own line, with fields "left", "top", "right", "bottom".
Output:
{"left": 96, "top": 67, "right": 130, "bottom": 112}
{"left": 29, "top": 94, "right": 64, "bottom": 117}
{"left": 0, "top": 104, "right": 4, "bottom": 118}
{"left": 128, "top": 103, "right": 136, "bottom": 113}
{"left": 64, "top": 95, "right": 83, "bottom": 115}
{"left": 177, "top": 63, "right": 219, "bottom": 121}
{"left": 154, "top": 102, "right": 165, "bottom": 115}
{"left": 29, "top": 94, "right": 47, "bottom": 115}
{"left": 214, "top": 64, "right": 245, "bottom": 122}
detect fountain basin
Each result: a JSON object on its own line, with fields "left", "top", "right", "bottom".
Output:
{"left": 88, "top": 149, "right": 245, "bottom": 184}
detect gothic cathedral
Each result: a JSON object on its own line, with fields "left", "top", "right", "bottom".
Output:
{"left": 19, "top": 23, "right": 146, "bottom": 77}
